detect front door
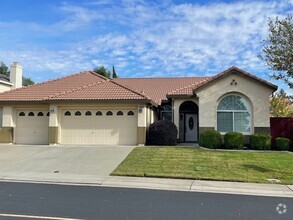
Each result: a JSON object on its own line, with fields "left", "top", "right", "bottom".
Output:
{"left": 185, "top": 114, "right": 197, "bottom": 142}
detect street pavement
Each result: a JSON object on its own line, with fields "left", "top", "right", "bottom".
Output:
{"left": 0, "top": 181, "right": 292, "bottom": 220}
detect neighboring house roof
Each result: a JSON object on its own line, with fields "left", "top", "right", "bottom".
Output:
{"left": 0, "top": 71, "right": 151, "bottom": 103}
{"left": 0, "top": 74, "right": 10, "bottom": 82}
{"left": 0, "top": 67, "right": 277, "bottom": 105}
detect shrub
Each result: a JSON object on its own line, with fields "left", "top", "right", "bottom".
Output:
{"left": 147, "top": 120, "right": 178, "bottom": 145}
{"left": 199, "top": 130, "right": 221, "bottom": 149}
{"left": 275, "top": 137, "right": 290, "bottom": 151}
{"left": 224, "top": 132, "right": 244, "bottom": 149}
{"left": 250, "top": 133, "right": 271, "bottom": 150}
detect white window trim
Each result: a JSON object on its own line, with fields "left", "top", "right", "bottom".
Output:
{"left": 216, "top": 94, "right": 252, "bottom": 134}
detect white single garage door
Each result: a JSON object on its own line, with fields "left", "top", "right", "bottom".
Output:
{"left": 61, "top": 109, "right": 137, "bottom": 145}
{"left": 15, "top": 110, "right": 49, "bottom": 145}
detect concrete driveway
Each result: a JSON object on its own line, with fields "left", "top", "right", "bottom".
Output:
{"left": 0, "top": 145, "right": 134, "bottom": 181}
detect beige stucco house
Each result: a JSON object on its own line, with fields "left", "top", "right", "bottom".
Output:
{"left": 0, "top": 63, "right": 277, "bottom": 145}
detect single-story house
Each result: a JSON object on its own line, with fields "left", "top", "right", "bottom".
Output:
{"left": 0, "top": 62, "right": 277, "bottom": 145}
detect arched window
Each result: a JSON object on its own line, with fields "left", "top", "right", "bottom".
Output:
{"left": 19, "top": 112, "right": 25, "bottom": 116}
{"left": 75, "top": 111, "right": 81, "bottom": 116}
{"left": 127, "top": 111, "right": 134, "bottom": 116}
{"left": 47, "top": 112, "right": 50, "bottom": 116}
{"left": 106, "top": 111, "right": 113, "bottom": 116}
{"left": 64, "top": 111, "right": 71, "bottom": 116}
{"left": 96, "top": 111, "right": 102, "bottom": 116}
{"left": 117, "top": 111, "right": 123, "bottom": 116}
{"left": 217, "top": 94, "right": 251, "bottom": 133}
{"left": 28, "top": 112, "right": 34, "bottom": 116}
{"left": 85, "top": 111, "right": 92, "bottom": 116}
{"left": 37, "top": 112, "right": 44, "bottom": 116}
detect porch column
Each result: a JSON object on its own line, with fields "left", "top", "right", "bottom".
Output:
{"left": 137, "top": 104, "right": 147, "bottom": 145}
{"left": 0, "top": 106, "right": 14, "bottom": 143}
{"left": 48, "top": 105, "right": 59, "bottom": 145}
{"left": 173, "top": 100, "right": 180, "bottom": 139}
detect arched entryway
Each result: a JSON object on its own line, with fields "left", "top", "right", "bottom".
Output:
{"left": 179, "top": 101, "right": 198, "bottom": 142}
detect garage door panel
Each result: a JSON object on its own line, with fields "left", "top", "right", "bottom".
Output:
{"left": 61, "top": 109, "right": 137, "bottom": 145}
{"left": 16, "top": 110, "right": 49, "bottom": 145}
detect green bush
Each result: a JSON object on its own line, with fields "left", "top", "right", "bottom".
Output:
{"left": 250, "top": 133, "right": 271, "bottom": 150}
{"left": 275, "top": 137, "right": 290, "bottom": 151}
{"left": 199, "top": 130, "right": 221, "bottom": 149}
{"left": 147, "top": 120, "right": 178, "bottom": 145}
{"left": 224, "top": 132, "right": 244, "bottom": 149}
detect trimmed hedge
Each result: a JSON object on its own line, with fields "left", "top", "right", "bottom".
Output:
{"left": 147, "top": 120, "right": 178, "bottom": 145}
{"left": 199, "top": 130, "right": 221, "bottom": 149}
{"left": 224, "top": 132, "right": 244, "bottom": 149}
{"left": 250, "top": 133, "right": 271, "bottom": 150}
{"left": 275, "top": 137, "right": 290, "bottom": 151}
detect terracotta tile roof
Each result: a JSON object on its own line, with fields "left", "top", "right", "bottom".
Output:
{"left": 0, "top": 66, "right": 277, "bottom": 105}
{"left": 113, "top": 77, "right": 209, "bottom": 104}
{"left": 0, "top": 71, "right": 150, "bottom": 102}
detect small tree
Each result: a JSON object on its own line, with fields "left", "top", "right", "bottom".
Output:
{"left": 270, "top": 89, "right": 293, "bottom": 117}
{"left": 259, "top": 16, "right": 293, "bottom": 88}
{"left": 0, "top": 62, "right": 9, "bottom": 76}
{"left": 112, "top": 65, "right": 118, "bottom": 78}
{"left": 93, "top": 66, "right": 111, "bottom": 78}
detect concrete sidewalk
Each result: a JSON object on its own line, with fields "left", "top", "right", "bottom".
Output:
{"left": 0, "top": 172, "right": 292, "bottom": 198}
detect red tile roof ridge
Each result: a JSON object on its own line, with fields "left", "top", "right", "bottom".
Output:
{"left": 167, "top": 78, "right": 210, "bottom": 95}
{"left": 47, "top": 78, "right": 109, "bottom": 100}
{"left": 115, "top": 76, "right": 209, "bottom": 80}
{"left": 0, "top": 70, "right": 99, "bottom": 95}
{"left": 109, "top": 79, "right": 153, "bottom": 101}
{"left": 192, "top": 66, "right": 278, "bottom": 91}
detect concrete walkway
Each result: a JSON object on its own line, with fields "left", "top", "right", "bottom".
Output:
{"left": 0, "top": 145, "right": 292, "bottom": 198}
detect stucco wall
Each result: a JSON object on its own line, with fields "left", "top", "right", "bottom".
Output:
{"left": 196, "top": 73, "right": 273, "bottom": 132}
{"left": 0, "top": 83, "right": 11, "bottom": 93}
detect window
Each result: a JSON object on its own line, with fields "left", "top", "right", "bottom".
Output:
{"left": 37, "top": 112, "right": 44, "bottom": 116}
{"left": 75, "top": 111, "right": 81, "bottom": 116}
{"left": 217, "top": 94, "right": 251, "bottom": 133}
{"left": 47, "top": 112, "right": 50, "bottom": 116}
{"left": 28, "top": 112, "right": 34, "bottom": 116}
{"left": 19, "top": 112, "right": 25, "bottom": 116}
{"left": 85, "top": 111, "right": 92, "bottom": 116}
{"left": 106, "top": 111, "right": 113, "bottom": 116}
{"left": 64, "top": 111, "right": 71, "bottom": 116}
{"left": 127, "top": 111, "right": 134, "bottom": 116}
{"left": 160, "top": 105, "right": 172, "bottom": 121}
{"left": 96, "top": 111, "right": 102, "bottom": 116}
{"left": 117, "top": 111, "right": 123, "bottom": 116}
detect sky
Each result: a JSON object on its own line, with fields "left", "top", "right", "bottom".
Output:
{"left": 0, "top": 0, "right": 292, "bottom": 94}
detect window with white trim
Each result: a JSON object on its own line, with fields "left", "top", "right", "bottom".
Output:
{"left": 217, "top": 94, "right": 251, "bottom": 133}
{"left": 160, "top": 105, "right": 172, "bottom": 121}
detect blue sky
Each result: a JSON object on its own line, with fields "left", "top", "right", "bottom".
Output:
{"left": 0, "top": 0, "right": 292, "bottom": 94}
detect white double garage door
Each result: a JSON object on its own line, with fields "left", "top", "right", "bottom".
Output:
{"left": 15, "top": 109, "right": 137, "bottom": 145}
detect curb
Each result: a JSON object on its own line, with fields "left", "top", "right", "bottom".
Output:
{"left": 0, "top": 174, "right": 292, "bottom": 198}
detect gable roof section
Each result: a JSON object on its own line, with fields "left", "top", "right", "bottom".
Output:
{"left": 0, "top": 71, "right": 151, "bottom": 103}
{"left": 168, "top": 66, "right": 278, "bottom": 96}
{"left": 193, "top": 66, "right": 278, "bottom": 92}
{"left": 113, "top": 77, "right": 209, "bottom": 104}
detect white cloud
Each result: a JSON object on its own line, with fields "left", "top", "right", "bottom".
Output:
{"left": 1, "top": 0, "right": 292, "bottom": 88}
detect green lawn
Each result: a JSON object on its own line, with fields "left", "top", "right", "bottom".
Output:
{"left": 111, "top": 147, "right": 293, "bottom": 184}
